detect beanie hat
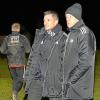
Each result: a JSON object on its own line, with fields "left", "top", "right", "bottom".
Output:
{"left": 65, "top": 3, "right": 82, "bottom": 20}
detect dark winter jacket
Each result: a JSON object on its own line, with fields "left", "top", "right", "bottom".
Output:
{"left": 0, "top": 32, "right": 31, "bottom": 66}
{"left": 25, "top": 24, "right": 67, "bottom": 97}
{"left": 63, "top": 20, "right": 96, "bottom": 99}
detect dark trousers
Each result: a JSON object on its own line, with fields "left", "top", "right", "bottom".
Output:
{"left": 9, "top": 67, "right": 24, "bottom": 93}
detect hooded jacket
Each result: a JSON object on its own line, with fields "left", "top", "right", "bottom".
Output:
{"left": 63, "top": 20, "right": 96, "bottom": 99}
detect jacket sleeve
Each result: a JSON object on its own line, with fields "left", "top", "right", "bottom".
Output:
{"left": 24, "top": 29, "right": 42, "bottom": 80}
{"left": 0, "top": 37, "right": 7, "bottom": 54}
{"left": 67, "top": 28, "right": 96, "bottom": 84}
{"left": 23, "top": 36, "right": 31, "bottom": 53}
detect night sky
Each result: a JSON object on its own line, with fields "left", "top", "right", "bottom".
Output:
{"left": 0, "top": 0, "right": 100, "bottom": 48}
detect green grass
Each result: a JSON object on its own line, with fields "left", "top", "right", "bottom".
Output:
{"left": 0, "top": 57, "right": 24, "bottom": 100}
{"left": 94, "top": 50, "right": 100, "bottom": 100}
{"left": 0, "top": 78, "right": 24, "bottom": 100}
{"left": 0, "top": 50, "right": 100, "bottom": 100}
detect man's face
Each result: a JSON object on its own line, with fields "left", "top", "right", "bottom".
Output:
{"left": 65, "top": 14, "right": 79, "bottom": 28}
{"left": 44, "top": 14, "right": 58, "bottom": 31}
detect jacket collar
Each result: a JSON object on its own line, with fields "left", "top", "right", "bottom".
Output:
{"left": 12, "top": 32, "right": 20, "bottom": 35}
{"left": 41, "top": 24, "right": 63, "bottom": 42}
{"left": 69, "top": 19, "right": 85, "bottom": 31}
{"left": 47, "top": 24, "right": 63, "bottom": 42}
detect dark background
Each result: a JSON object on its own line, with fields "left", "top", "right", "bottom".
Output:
{"left": 0, "top": 0, "right": 100, "bottom": 48}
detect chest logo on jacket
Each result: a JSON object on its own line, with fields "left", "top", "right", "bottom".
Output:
{"left": 69, "top": 38, "right": 74, "bottom": 43}
{"left": 55, "top": 41, "right": 58, "bottom": 44}
{"left": 10, "top": 36, "right": 19, "bottom": 44}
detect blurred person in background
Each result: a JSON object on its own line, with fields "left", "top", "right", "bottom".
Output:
{"left": 0, "top": 22, "right": 31, "bottom": 100}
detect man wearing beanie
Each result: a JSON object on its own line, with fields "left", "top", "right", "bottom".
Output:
{"left": 63, "top": 3, "right": 96, "bottom": 100}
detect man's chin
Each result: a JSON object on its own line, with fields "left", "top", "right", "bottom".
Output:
{"left": 45, "top": 27, "right": 53, "bottom": 31}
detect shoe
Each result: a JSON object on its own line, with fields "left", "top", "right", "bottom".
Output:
{"left": 12, "top": 91, "right": 18, "bottom": 100}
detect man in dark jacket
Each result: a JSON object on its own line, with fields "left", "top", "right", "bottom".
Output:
{"left": 24, "top": 11, "right": 67, "bottom": 100}
{"left": 0, "top": 22, "right": 31, "bottom": 100}
{"left": 64, "top": 3, "right": 96, "bottom": 100}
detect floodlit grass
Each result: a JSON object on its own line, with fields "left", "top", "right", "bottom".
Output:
{"left": 94, "top": 50, "right": 100, "bottom": 100}
{"left": 0, "top": 78, "right": 24, "bottom": 100}
{"left": 0, "top": 50, "right": 100, "bottom": 100}
{"left": 0, "top": 56, "right": 24, "bottom": 100}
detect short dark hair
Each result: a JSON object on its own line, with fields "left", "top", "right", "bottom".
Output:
{"left": 44, "top": 10, "right": 59, "bottom": 20}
